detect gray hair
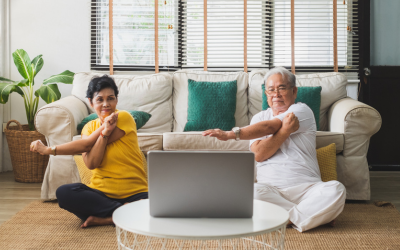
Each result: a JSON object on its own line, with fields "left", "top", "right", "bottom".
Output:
{"left": 263, "top": 67, "right": 296, "bottom": 88}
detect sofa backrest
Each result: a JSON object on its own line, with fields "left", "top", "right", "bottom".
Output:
{"left": 172, "top": 70, "right": 249, "bottom": 132}
{"left": 248, "top": 70, "right": 348, "bottom": 131}
{"left": 71, "top": 72, "right": 173, "bottom": 133}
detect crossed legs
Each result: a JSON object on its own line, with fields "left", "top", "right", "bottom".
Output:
{"left": 254, "top": 181, "right": 346, "bottom": 232}
{"left": 56, "top": 183, "right": 148, "bottom": 228}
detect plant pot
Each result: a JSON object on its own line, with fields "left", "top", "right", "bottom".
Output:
{"left": 4, "top": 120, "right": 49, "bottom": 183}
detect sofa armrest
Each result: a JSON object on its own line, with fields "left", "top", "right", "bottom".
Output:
{"left": 35, "top": 95, "right": 89, "bottom": 146}
{"left": 35, "top": 96, "right": 89, "bottom": 200}
{"left": 329, "top": 97, "right": 381, "bottom": 138}
{"left": 328, "top": 97, "right": 381, "bottom": 200}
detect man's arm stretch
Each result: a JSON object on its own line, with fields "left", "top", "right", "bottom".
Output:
{"left": 202, "top": 118, "right": 283, "bottom": 141}
{"left": 251, "top": 112, "right": 299, "bottom": 162}
{"left": 250, "top": 129, "right": 291, "bottom": 162}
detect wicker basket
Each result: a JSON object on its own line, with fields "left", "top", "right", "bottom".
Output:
{"left": 4, "top": 120, "right": 49, "bottom": 183}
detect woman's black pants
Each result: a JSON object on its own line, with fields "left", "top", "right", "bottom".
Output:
{"left": 56, "top": 183, "right": 148, "bottom": 221}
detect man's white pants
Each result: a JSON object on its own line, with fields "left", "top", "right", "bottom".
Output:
{"left": 254, "top": 181, "right": 346, "bottom": 232}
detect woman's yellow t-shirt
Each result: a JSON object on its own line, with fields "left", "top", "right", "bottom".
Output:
{"left": 81, "top": 110, "right": 148, "bottom": 199}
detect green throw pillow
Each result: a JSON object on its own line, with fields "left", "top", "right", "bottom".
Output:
{"left": 77, "top": 110, "right": 152, "bottom": 133}
{"left": 184, "top": 79, "right": 237, "bottom": 131}
{"left": 261, "top": 85, "right": 322, "bottom": 130}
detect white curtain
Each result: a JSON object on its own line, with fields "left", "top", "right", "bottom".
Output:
{"left": 0, "top": 0, "right": 12, "bottom": 172}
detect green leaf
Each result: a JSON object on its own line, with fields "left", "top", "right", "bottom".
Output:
{"left": 35, "top": 84, "right": 61, "bottom": 104}
{"left": 31, "top": 55, "right": 44, "bottom": 77}
{"left": 0, "top": 82, "right": 24, "bottom": 104}
{"left": 12, "top": 49, "right": 33, "bottom": 82}
{"left": 17, "top": 79, "right": 29, "bottom": 87}
{"left": 0, "top": 77, "right": 14, "bottom": 82}
{"left": 43, "top": 70, "right": 74, "bottom": 85}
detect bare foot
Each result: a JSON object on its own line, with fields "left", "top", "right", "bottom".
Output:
{"left": 81, "top": 216, "right": 113, "bottom": 228}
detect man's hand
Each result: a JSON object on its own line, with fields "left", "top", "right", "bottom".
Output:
{"left": 30, "top": 140, "right": 51, "bottom": 155}
{"left": 202, "top": 129, "right": 235, "bottom": 141}
{"left": 102, "top": 113, "right": 119, "bottom": 136}
{"left": 281, "top": 112, "right": 299, "bottom": 135}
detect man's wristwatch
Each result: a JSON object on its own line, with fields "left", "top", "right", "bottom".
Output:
{"left": 50, "top": 146, "right": 57, "bottom": 156}
{"left": 232, "top": 127, "right": 241, "bottom": 141}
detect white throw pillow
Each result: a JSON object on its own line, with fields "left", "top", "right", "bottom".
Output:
{"left": 248, "top": 70, "right": 348, "bottom": 131}
{"left": 172, "top": 70, "right": 249, "bottom": 132}
{"left": 71, "top": 72, "right": 173, "bottom": 133}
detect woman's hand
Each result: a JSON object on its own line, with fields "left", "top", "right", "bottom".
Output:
{"left": 30, "top": 140, "right": 51, "bottom": 155}
{"left": 102, "top": 112, "right": 119, "bottom": 136}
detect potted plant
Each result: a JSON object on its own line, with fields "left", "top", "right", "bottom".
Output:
{"left": 0, "top": 49, "right": 75, "bottom": 182}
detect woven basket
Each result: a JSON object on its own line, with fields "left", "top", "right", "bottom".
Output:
{"left": 4, "top": 120, "right": 49, "bottom": 183}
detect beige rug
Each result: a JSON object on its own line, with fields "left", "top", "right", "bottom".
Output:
{"left": 0, "top": 201, "right": 399, "bottom": 249}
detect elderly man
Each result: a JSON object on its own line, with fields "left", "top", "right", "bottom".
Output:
{"left": 202, "top": 67, "right": 346, "bottom": 232}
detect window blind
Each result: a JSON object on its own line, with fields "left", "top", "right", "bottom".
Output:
{"left": 181, "top": 0, "right": 271, "bottom": 70}
{"left": 273, "top": 0, "right": 359, "bottom": 78}
{"left": 91, "top": 0, "right": 179, "bottom": 70}
{"left": 91, "top": 0, "right": 359, "bottom": 77}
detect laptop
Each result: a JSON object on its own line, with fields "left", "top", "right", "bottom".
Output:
{"left": 148, "top": 151, "right": 255, "bottom": 218}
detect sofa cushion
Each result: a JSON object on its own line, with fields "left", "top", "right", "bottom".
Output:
{"left": 262, "top": 85, "right": 322, "bottom": 130}
{"left": 163, "top": 132, "right": 249, "bottom": 151}
{"left": 184, "top": 79, "right": 237, "bottom": 131}
{"left": 316, "top": 143, "right": 338, "bottom": 182}
{"left": 71, "top": 72, "right": 173, "bottom": 133}
{"left": 172, "top": 70, "right": 249, "bottom": 132}
{"left": 77, "top": 110, "right": 151, "bottom": 133}
{"left": 249, "top": 70, "right": 348, "bottom": 131}
{"left": 72, "top": 133, "right": 163, "bottom": 154}
{"left": 163, "top": 131, "right": 344, "bottom": 153}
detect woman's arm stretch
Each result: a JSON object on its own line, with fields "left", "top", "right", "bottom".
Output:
{"left": 82, "top": 115, "right": 126, "bottom": 170}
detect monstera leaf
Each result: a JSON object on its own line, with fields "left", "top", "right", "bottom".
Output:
{"left": 12, "top": 49, "right": 33, "bottom": 83}
{"left": 43, "top": 70, "right": 74, "bottom": 85}
{"left": 31, "top": 55, "right": 44, "bottom": 77}
{"left": 35, "top": 84, "right": 61, "bottom": 104}
{"left": 0, "top": 81, "right": 24, "bottom": 104}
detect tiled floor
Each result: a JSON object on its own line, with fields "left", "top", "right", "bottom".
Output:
{"left": 1, "top": 171, "right": 400, "bottom": 225}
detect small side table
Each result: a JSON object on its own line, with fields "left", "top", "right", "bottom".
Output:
{"left": 113, "top": 199, "right": 289, "bottom": 250}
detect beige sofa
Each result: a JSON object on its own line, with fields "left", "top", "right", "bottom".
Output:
{"left": 35, "top": 70, "right": 381, "bottom": 200}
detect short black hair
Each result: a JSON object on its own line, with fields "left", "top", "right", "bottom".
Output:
{"left": 86, "top": 75, "right": 119, "bottom": 103}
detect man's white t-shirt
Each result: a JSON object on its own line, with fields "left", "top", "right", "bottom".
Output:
{"left": 249, "top": 103, "right": 321, "bottom": 188}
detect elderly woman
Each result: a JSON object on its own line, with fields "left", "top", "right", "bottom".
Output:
{"left": 30, "top": 75, "right": 148, "bottom": 228}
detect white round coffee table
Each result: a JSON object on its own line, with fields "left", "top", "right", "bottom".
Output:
{"left": 113, "top": 199, "right": 289, "bottom": 250}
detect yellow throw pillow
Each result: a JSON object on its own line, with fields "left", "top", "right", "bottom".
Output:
{"left": 316, "top": 143, "right": 337, "bottom": 182}
{"left": 73, "top": 151, "right": 148, "bottom": 185}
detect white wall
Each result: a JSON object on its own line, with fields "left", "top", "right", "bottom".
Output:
{"left": 0, "top": 0, "right": 91, "bottom": 171}
{"left": 9, "top": 0, "right": 91, "bottom": 123}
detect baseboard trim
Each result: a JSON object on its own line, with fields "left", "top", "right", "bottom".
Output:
{"left": 369, "top": 165, "right": 400, "bottom": 171}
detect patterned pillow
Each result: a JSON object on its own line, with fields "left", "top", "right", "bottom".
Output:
{"left": 184, "top": 79, "right": 237, "bottom": 131}
{"left": 262, "top": 85, "right": 322, "bottom": 130}
{"left": 317, "top": 143, "right": 337, "bottom": 182}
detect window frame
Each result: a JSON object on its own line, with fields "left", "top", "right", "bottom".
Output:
{"left": 90, "top": 0, "right": 359, "bottom": 73}
{"left": 90, "top": 0, "right": 182, "bottom": 72}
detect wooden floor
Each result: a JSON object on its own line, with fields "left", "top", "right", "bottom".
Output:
{"left": 1, "top": 171, "right": 400, "bottom": 225}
